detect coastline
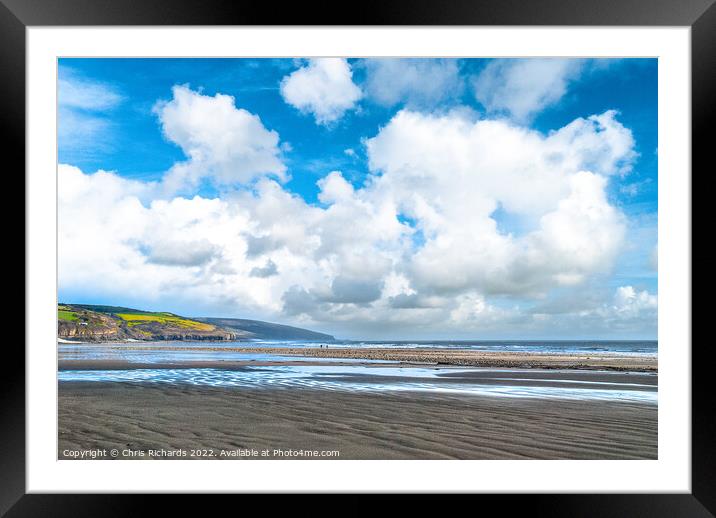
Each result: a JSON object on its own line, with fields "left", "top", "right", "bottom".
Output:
{"left": 62, "top": 344, "right": 657, "bottom": 372}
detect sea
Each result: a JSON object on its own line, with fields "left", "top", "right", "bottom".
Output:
{"left": 243, "top": 339, "right": 658, "bottom": 356}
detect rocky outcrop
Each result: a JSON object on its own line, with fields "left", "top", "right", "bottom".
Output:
{"left": 58, "top": 310, "right": 123, "bottom": 341}
{"left": 141, "top": 331, "right": 237, "bottom": 341}
{"left": 57, "top": 324, "right": 120, "bottom": 339}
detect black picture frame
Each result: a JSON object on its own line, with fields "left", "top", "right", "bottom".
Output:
{"left": 4, "top": 0, "right": 707, "bottom": 512}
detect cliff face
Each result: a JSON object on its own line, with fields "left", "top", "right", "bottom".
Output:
{"left": 58, "top": 309, "right": 123, "bottom": 339}
{"left": 58, "top": 324, "right": 120, "bottom": 339}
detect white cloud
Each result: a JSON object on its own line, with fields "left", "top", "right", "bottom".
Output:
{"left": 317, "top": 171, "right": 355, "bottom": 204}
{"left": 364, "top": 110, "right": 630, "bottom": 298}
{"left": 59, "top": 68, "right": 123, "bottom": 111}
{"left": 59, "top": 103, "right": 649, "bottom": 337}
{"left": 366, "top": 109, "right": 634, "bottom": 215}
{"left": 58, "top": 108, "right": 111, "bottom": 153}
{"left": 473, "top": 58, "right": 585, "bottom": 122}
{"left": 526, "top": 285, "right": 658, "bottom": 338}
{"left": 362, "top": 58, "right": 463, "bottom": 108}
{"left": 58, "top": 68, "right": 124, "bottom": 156}
{"left": 612, "top": 285, "right": 657, "bottom": 318}
{"left": 154, "top": 85, "right": 287, "bottom": 194}
{"left": 279, "top": 58, "right": 362, "bottom": 125}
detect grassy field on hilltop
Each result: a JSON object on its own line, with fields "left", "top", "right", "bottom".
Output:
{"left": 58, "top": 309, "right": 78, "bottom": 322}
{"left": 115, "top": 312, "right": 215, "bottom": 331}
{"left": 64, "top": 304, "right": 216, "bottom": 331}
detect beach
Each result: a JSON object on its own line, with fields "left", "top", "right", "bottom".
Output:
{"left": 59, "top": 381, "right": 657, "bottom": 460}
{"left": 58, "top": 342, "right": 658, "bottom": 460}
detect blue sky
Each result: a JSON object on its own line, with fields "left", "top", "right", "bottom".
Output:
{"left": 58, "top": 57, "right": 657, "bottom": 339}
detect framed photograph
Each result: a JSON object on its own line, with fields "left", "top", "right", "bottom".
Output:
{"left": 6, "top": 0, "right": 707, "bottom": 511}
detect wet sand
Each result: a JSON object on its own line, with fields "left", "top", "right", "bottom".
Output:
{"left": 58, "top": 359, "right": 405, "bottom": 371}
{"left": 58, "top": 358, "right": 657, "bottom": 392}
{"left": 58, "top": 382, "right": 657, "bottom": 460}
{"left": 72, "top": 345, "right": 657, "bottom": 372}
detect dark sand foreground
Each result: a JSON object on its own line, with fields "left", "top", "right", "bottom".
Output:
{"left": 59, "top": 382, "right": 657, "bottom": 460}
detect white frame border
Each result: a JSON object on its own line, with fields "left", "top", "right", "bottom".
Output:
{"left": 27, "top": 26, "right": 690, "bottom": 493}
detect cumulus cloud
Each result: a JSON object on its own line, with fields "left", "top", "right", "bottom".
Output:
{"left": 523, "top": 285, "right": 657, "bottom": 338}
{"left": 366, "top": 108, "right": 633, "bottom": 209}
{"left": 59, "top": 163, "right": 281, "bottom": 315}
{"left": 402, "top": 113, "right": 632, "bottom": 306}
{"left": 155, "top": 85, "right": 286, "bottom": 194}
{"left": 362, "top": 58, "right": 463, "bottom": 108}
{"left": 612, "top": 285, "right": 657, "bottom": 318}
{"left": 280, "top": 58, "right": 362, "bottom": 125}
{"left": 59, "top": 98, "right": 649, "bottom": 336}
{"left": 473, "top": 58, "right": 585, "bottom": 122}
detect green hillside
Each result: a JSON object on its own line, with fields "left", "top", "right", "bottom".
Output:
{"left": 58, "top": 303, "right": 335, "bottom": 342}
